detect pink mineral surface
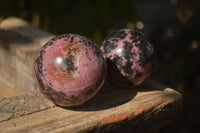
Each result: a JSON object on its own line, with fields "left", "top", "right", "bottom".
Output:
{"left": 101, "top": 29, "right": 155, "bottom": 88}
{"left": 35, "top": 34, "right": 106, "bottom": 107}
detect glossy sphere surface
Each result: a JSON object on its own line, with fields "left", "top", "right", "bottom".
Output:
{"left": 35, "top": 34, "right": 106, "bottom": 107}
{"left": 101, "top": 29, "right": 155, "bottom": 88}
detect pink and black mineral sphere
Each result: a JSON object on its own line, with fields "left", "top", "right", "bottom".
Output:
{"left": 101, "top": 29, "right": 155, "bottom": 88}
{"left": 34, "top": 34, "right": 106, "bottom": 107}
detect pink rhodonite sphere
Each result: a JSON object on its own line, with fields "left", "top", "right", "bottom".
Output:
{"left": 101, "top": 29, "right": 155, "bottom": 88}
{"left": 35, "top": 34, "right": 106, "bottom": 107}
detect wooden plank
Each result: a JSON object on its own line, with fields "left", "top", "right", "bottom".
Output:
{"left": 0, "top": 17, "right": 54, "bottom": 91}
{"left": 0, "top": 78, "right": 182, "bottom": 133}
{"left": 0, "top": 17, "right": 53, "bottom": 46}
{"left": 0, "top": 75, "right": 34, "bottom": 100}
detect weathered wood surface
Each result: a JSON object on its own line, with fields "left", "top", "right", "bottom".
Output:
{"left": 0, "top": 90, "right": 55, "bottom": 122}
{"left": 0, "top": 17, "right": 183, "bottom": 133}
{"left": 0, "top": 17, "right": 54, "bottom": 91}
{"left": 0, "top": 80, "right": 182, "bottom": 133}
{"left": 0, "top": 75, "right": 34, "bottom": 99}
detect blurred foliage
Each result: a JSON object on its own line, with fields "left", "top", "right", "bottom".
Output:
{"left": 0, "top": 0, "right": 139, "bottom": 44}
{"left": 0, "top": 0, "right": 200, "bottom": 132}
{"left": 150, "top": 0, "right": 200, "bottom": 93}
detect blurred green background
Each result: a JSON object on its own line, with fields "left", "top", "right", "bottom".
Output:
{"left": 0, "top": 0, "right": 200, "bottom": 132}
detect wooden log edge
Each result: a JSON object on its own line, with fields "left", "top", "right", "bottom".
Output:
{"left": 0, "top": 79, "right": 182, "bottom": 133}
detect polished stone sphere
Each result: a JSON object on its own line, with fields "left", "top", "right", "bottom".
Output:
{"left": 101, "top": 29, "right": 155, "bottom": 88}
{"left": 35, "top": 34, "right": 106, "bottom": 107}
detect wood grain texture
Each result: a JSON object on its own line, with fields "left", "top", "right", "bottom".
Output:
{"left": 0, "top": 90, "right": 55, "bottom": 122}
{"left": 0, "top": 78, "right": 183, "bottom": 133}
{"left": 0, "top": 17, "right": 54, "bottom": 91}
{"left": 0, "top": 75, "right": 34, "bottom": 100}
{"left": 0, "top": 17, "right": 183, "bottom": 133}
